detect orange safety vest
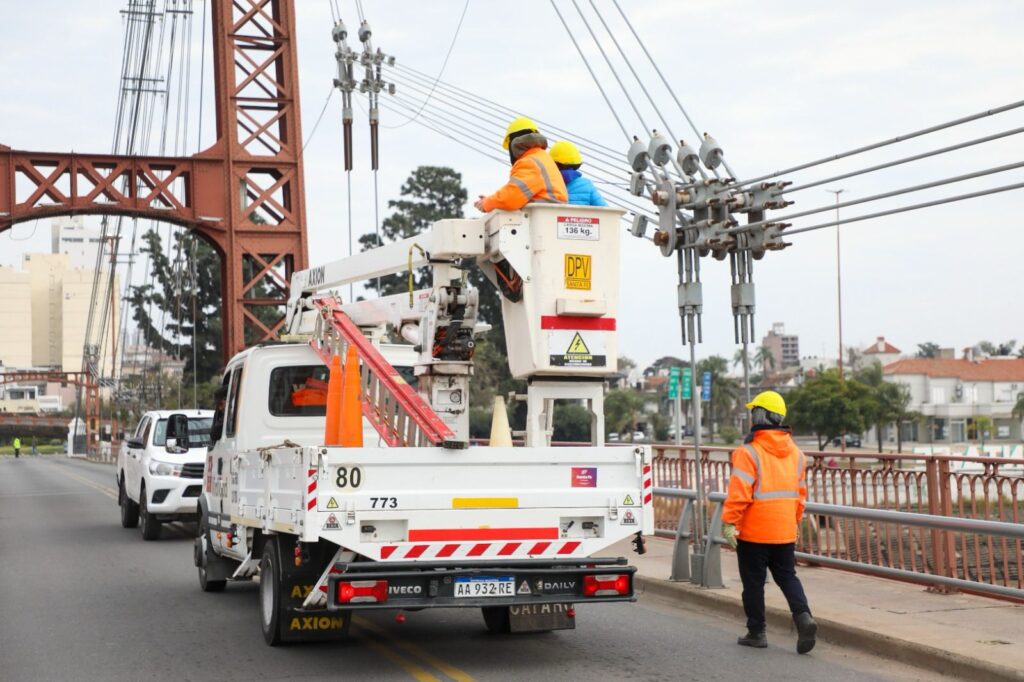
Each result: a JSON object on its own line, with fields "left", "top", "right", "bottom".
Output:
{"left": 722, "top": 428, "right": 807, "bottom": 544}
{"left": 480, "top": 147, "right": 568, "bottom": 212}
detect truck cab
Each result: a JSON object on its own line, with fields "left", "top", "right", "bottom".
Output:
{"left": 117, "top": 409, "right": 214, "bottom": 540}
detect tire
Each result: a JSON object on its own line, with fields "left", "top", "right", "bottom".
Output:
{"left": 139, "top": 484, "right": 162, "bottom": 541}
{"left": 119, "top": 475, "right": 139, "bottom": 528}
{"left": 197, "top": 515, "right": 227, "bottom": 593}
{"left": 482, "top": 606, "right": 511, "bottom": 634}
{"left": 260, "top": 538, "right": 284, "bottom": 646}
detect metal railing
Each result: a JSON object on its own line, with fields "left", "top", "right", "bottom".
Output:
{"left": 652, "top": 445, "right": 1024, "bottom": 600}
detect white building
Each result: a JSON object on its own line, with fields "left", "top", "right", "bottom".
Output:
{"left": 884, "top": 357, "right": 1024, "bottom": 442}
{"left": 863, "top": 336, "right": 901, "bottom": 366}
{"left": 51, "top": 216, "right": 105, "bottom": 270}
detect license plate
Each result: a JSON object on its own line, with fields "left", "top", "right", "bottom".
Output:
{"left": 454, "top": 576, "right": 514, "bottom": 598}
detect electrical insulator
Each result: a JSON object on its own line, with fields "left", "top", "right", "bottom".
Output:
{"left": 699, "top": 133, "right": 723, "bottom": 170}
{"left": 647, "top": 131, "right": 672, "bottom": 167}
{"left": 677, "top": 141, "right": 700, "bottom": 176}
{"left": 627, "top": 137, "right": 649, "bottom": 172}
{"left": 630, "top": 214, "right": 649, "bottom": 239}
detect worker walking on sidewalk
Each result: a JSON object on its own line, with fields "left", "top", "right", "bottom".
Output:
{"left": 13, "top": 436, "right": 21, "bottom": 459}
{"left": 550, "top": 140, "right": 607, "bottom": 207}
{"left": 721, "top": 391, "right": 817, "bottom": 654}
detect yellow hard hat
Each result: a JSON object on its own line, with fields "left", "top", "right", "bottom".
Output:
{"left": 746, "top": 390, "right": 786, "bottom": 418}
{"left": 502, "top": 116, "right": 539, "bottom": 150}
{"left": 550, "top": 140, "right": 583, "bottom": 166}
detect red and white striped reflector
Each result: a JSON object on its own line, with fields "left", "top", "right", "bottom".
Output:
{"left": 379, "top": 539, "right": 582, "bottom": 561}
{"left": 306, "top": 468, "right": 317, "bottom": 511}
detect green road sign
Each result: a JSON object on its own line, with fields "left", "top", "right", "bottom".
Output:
{"left": 681, "top": 367, "right": 692, "bottom": 399}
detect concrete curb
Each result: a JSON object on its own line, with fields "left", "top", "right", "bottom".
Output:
{"left": 636, "top": 575, "right": 1024, "bottom": 682}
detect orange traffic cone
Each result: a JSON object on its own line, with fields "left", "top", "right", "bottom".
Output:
{"left": 324, "top": 354, "right": 343, "bottom": 446}
{"left": 339, "top": 345, "right": 363, "bottom": 447}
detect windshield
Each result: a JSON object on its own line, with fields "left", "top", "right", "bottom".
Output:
{"left": 153, "top": 417, "right": 214, "bottom": 448}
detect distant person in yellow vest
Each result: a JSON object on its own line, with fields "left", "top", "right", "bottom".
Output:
{"left": 13, "top": 436, "right": 21, "bottom": 459}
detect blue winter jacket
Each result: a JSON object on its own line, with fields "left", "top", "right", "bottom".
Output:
{"left": 559, "top": 169, "right": 608, "bottom": 207}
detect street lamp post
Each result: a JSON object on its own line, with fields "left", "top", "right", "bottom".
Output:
{"left": 827, "top": 189, "right": 846, "bottom": 454}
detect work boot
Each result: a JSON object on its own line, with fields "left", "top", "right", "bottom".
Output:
{"left": 795, "top": 612, "right": 817, "bottom": 654}
{"left": 737, "top": 629, "right": 767, "bottom": 648}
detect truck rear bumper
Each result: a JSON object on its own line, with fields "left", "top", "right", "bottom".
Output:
{"left": 326, "top": 556, "right": 635, "bottom": 610}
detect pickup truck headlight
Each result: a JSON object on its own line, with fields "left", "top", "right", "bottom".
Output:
{"left": 149, "top": 460, "right": 182, "bottom": 477}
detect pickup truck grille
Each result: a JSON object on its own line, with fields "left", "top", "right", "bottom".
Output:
{"left": 181, "top": 463, "right": 205, "bottom": 479}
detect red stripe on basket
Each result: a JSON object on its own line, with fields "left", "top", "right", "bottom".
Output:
{"left": 540, "top": 316, "right": 616, "bottom": 331}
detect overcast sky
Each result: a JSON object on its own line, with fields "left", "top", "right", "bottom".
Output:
{"left": 1, "top": 0, "right": 1022, "bottom": 370}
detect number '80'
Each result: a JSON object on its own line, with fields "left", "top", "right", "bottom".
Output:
{"left": 335, "top": 466, "right": 362, "bottom": 488}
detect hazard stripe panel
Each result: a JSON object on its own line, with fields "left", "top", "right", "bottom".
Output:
{"left": 540, "top": 315, "right": 616, "bottom": 331}
{"left": 408, "top": 527, "right": 559, "bottom": 542}
{"left": 376, "top": 540, "right": 586, "bottom": 561}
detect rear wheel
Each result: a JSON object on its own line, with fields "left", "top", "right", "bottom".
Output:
{"left": 260, "top": 539, "right": 284, "bottom": 646}
{"left": 139, "top": 484, "right": 162, "bottom": 541}
{"left": 119, "top": 476, "right": 139, "bottom": 528}
{"left": 482, "top": 606, "right": 511, "bottom": 634}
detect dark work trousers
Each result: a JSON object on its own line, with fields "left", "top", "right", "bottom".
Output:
{"left": 736, "top": 539, "right": 810, "bottom": 631}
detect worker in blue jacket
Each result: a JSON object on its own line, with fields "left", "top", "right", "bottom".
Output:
{"left": 550, "top": 140, "right": 608, "bottom": 207}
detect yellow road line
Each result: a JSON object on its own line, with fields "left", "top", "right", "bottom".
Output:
{"left": 358, "top": 634, "right": 443, "bottom": 682}
{"left": 46, "top": 463, "right": 118, "bottom": 501}
{"left": 354, "top": 615, "right": 475, "bottom": 682}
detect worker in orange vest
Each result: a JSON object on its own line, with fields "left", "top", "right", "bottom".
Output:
{"left": 722, "top": 390, "right": 817, "bottom": 654}
{"left": 473, "top": 117, "right": 568, "bottom": 302}
{"left": 474, "top": 116, "right": 568, "bottom": 213}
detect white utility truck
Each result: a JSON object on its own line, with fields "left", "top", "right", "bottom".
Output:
{"left": 194, "top": 205, "right": 653, "bottom": 645}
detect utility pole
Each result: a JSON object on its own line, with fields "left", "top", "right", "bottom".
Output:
{"left": 828, "top": 189, "right": 846, "bottom": 454}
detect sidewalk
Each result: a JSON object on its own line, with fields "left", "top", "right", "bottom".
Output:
{"left": 605, "top": 536, "right": 1024, "bottom": 681}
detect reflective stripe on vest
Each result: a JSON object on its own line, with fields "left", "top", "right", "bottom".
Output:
{"left": 530, "top": 156, "right": 564, "bottom": 202}
{"left": 742, "top": 443, "right": 799, "bottom": 500}
{"left": 509, "top": 177, "right": 532, "bottom": 200}
{"left": 732, "top": 469, "right": 755, "bottom": 485}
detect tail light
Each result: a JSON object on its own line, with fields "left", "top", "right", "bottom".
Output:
{"left": 583, "top": 574, "right": 630, "bottom": 597}
{"left": 337, "top": 580, "right": 389, "bottom": 604}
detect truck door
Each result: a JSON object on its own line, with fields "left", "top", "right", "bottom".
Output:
{"left": 212, "top": 365, "right": 243, "bottom": 553}
{"left": 126, "top": 416, "right": 151, "bottom": 500}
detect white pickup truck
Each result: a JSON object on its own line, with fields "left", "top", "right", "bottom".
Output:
{"left": 193, "top": 205, "right": 653, "bottom": 645}
{"left": 117, "top": 409, "right": 214, "bottom": 540}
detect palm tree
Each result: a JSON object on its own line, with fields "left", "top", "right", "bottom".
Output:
{"left": 732, "top": 348, "right": 751, "bottom": 374}
{"left": 753, "top": 345, "right": 775, "bottom": 375}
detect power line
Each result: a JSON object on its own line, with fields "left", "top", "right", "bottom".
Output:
{"left": 385, "top": 0, "right": 469, "bottom": 129}
{"left": 729, "top": 98, "right": 1024, "bottom": 189}
{"left": 781, "top": 180, "right": 1024, "bottom": 238}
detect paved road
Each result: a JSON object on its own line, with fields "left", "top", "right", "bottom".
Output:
{"left": 0, "top": 456, "right": 943, "bottom": 682}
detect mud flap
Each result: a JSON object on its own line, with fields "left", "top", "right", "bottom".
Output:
{"left": 278, "top": 545, "right": 351, "bottom": 643}
{"left": 509, "top": 603, "right": 575, "bottom": 633}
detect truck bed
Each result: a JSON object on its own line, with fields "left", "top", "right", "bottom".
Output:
{"left": 230, "top": 444, "right": 653, "bottom": 562}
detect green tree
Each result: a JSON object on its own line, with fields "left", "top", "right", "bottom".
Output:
{"left": 604, "top": 389, "right": 646, "bottom": 439}
{"left": 787, "top": 369, "right": 867, "bottom": 450}
{"left": 128, "top": 229, "right": 223, "bottom": 392}
{"left": 1013, "top": 392, "right": 1024, "bottom": 422}
{"left": 753, "top": 344, "right": 776, "bottom": 374}
{"left": 978, "top": 340, "right": 1016, "bottom": 356}
{"left": 974, "top": 416, "right": 993, "bottom": 446}
{"left": 916, "top": 342, "right": 940, "bottom": 358}
{"left": 359, "top": 166, "right": 504, "bottom": 326}
{"left": 553, "top": 404, "right": 593, "bottom": 442}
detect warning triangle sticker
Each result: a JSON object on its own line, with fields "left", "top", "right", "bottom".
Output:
{"left": 566, "top": 332, "right": 590, "bottom": 355}
{"left": 517, "top": 580, "right": 532, "bottom": 595}
{"left": 326, "top": 497, "right": 339, "bottom": 509}
{"left": 623, "top": 495, "right": 635, "bottom": 506}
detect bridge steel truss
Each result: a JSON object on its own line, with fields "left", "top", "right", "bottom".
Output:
{"left": 0, "top": 0, "right": 309, "bottom": 362}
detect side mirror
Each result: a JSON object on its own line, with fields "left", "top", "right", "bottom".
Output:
{"left": 125, "top": 438, "right": 144, "bottom": 450}
{"left": 166, "top": 413, "right": 190, "bottom": 452}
